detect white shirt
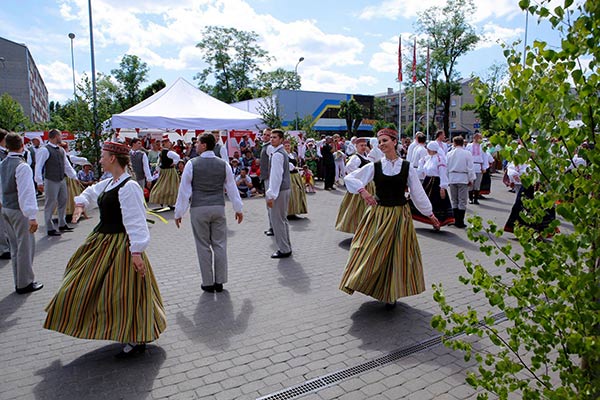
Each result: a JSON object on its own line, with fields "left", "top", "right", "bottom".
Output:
{"left": 436, "top": 140, "right": 449, "bottom": 156}
{"left": 266, "top": 144, "right": 286, "bottom": 200}
{"left": 174, "top": 151, "right": 243, "bottom": 219}
{"left": 446, "top": 147, "right": 476, "bottom": 184}
{"left": 68, "top": 154, "right": 90, "bottom": 166}
{"left": 466, "top": 142, "right": 489, "bottom": 172}
{"left": 409, "top": 144, "right": 428, "bottom": 167}
{"left": 345, "top": 153, "right": 369, "bottom": 175}
{"left": 5, "top": 153, "right": 38, "bottom": 220}
{"left": 216, "top": 142, "right": 228, "bottom": 160}
{"left": 417, "top": 153, "right": 449, "bottom": 190}
{"left": 34, "top": 143, "right": 77, "bottom": 185}
{"left": 74, "top": 173, "right": 150, "bottom": 253}
{"left": 406, "top": 140, "right": 419, "bottom": 162}
{"left": 132, "top": 150, "right": 153, "bottom": 181}
{"left": 344, "top": 158, "right": 433, "bottom": 216}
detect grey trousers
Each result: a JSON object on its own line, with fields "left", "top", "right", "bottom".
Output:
{"left": 0, "top": 205, "right": 11, "bottom": 254}
{"left": 271, "top": 189, "right": 292, "bottom": 253}
{"left": 263, "top": 179, "right": 272, "bottom": 230}
{"left": 44, "top": 179, "right": 67, "bottom": 232}
{"left": 473, "top": 170, "right": 483, "bottom": 191}
{"left": 449, "top": 183, "right": 469, "bottom": 211}
{"left": 190, "top": 206, "right": 228, "bottom": 285}
{"left": 2, "top": 208, "right": 35, "bottom": 289}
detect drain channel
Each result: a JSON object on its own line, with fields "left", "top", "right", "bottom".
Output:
{"left": 257, "top": 311, "right": 506, "bottom": 400}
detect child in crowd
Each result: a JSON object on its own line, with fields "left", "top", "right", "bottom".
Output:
{"left": 302, "top": 165, "right": 316, "bottom": 193}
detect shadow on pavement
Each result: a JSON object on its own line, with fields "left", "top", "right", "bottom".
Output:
{"left": 414, "top": 227, "right": 482, "bottom": 253}
{"left": 338, "top": 237, "right": 353, "bottom": 250}
{"left": 176, "top": 291, "right": 253, "bottom": 351}
{"left": 277, "top": 258, "right": 311, "bottom": 293}
{"left": 33, "top": 345, "right": 166, "bottom": 400}
{"left": 0, "top": 293, "right": 27, "bottom": 333}
{"left": 289, "top": 217, "right": 311, "bottom": 232}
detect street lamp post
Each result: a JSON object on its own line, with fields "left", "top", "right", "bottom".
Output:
{"left": 294, "top": 57, "right": 304, "bottom": 130}
{"left": 88, "top": 0, "right": 100, "bottom": 175}
{"left": 68, "top": 33, "right": 76, "bottom": 98}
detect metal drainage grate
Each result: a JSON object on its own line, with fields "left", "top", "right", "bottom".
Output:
{"left": 257, "top": 311, "right": 507, "bottom": 400}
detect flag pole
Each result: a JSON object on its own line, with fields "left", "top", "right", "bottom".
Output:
{"left": 426, "top": 43, "right": 430, "bottom": 141}
{"left": 412, "top": 37, "right": 416, "bottom": 139}
{"left": 398, "top": 36, "right": 402, "bottom": 136}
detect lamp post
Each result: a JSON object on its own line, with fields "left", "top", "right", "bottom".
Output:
{"left": 68, "top": 33, "right": 76, "bottom": 98}
{"left": 294, "top": 57, "right": 304, "bottom": 130}
{"left": 88, "top": 0, "right": 100, "bottom": 174}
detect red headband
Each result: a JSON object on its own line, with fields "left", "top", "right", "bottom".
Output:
{"left": 376, "top": 128, "right": 398, "bottom": 140}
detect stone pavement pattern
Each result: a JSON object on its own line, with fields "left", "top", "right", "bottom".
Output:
{"left": 0, "top": 175, "right": 516, "bottom": 400}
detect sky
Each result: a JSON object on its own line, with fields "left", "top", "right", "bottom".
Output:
{"left": 0, "top": 0, "right": 565, "bottom": 104}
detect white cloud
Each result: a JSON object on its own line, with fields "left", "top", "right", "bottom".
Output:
{"left": 38, "top": 61, "right": 79, "bottom": 102}
{"left": 477, "top": 23, "right": 524, "bottom": 50}
{"left": 302, "top": 68, "right": 378, "bottom": 94}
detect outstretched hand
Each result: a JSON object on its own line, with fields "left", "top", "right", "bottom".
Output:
{"left": 235, "top": 212, "right": 243, "bottom": 224}
{"left": 175, "top": 217, "right": 182, "bottom": 228}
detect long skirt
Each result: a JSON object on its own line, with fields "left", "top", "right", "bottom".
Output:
{"left": 44, "top": 232, "right": 166, "bottom": 343}
{"left": 410, "top": 176, "right": 454, "bottom": 226}
{"left": 65, "top": 177, "right": 84, "bottom": 216}
{"left": 480, "top": 169, "right": 491, "bottom": 195}
{"left": 149, "top": 168, "right": 180, "bottom": 206}
{"left": 339, "top": 204, "right": 426, "bottom": 303}
{"left": 335, "top": 181, "right": 376, "bottom": 233}
{"left": 288, "top": 172, "right": 308, "bottom": 215}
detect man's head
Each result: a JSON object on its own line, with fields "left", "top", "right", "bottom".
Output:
{"left": 131, "top": 138, "right": 142, "bottom": 150}
{"left": 240, "top": 167, "right": 248, "bottom": 177}
{"left": 270, "top": 129, "right": 284, "bottom": 147}
{"left": 233, "top": 151, "right": 240, "bottom": 159}
{"left": 83, "top": 163, "right": 92, "bottom": 173}
{"left": 435, "top": 130, "right": 446, "bottom": 142}
{"left": 416, "top": 132, "right": 426, "bottom": 144}
{"left": 262, "top": 128, "right": 272, "bottom": 142}
{"left": 48, "top": 129, "right": 62, "bottom": 145}
{"left": 198, "top": 132, "right": 216, "bottom": 153}
{"left": 161, "top": 137, "right": 172, "bottom": 149}
{"left": 453, "top": 136, "right": 465, "bottom": 147}
{"left": 355, "top": 137, "right": 368, "bottom": 154}
{"left": 31, "top": 137, "right": 41, "bottom": 147}
{"left": 473, "top": 132, "right": 482, "bottom": 143}
{"left": 211, "top": 130, "right": 221, "bottom": 143}
{"left": 5, "top": 132, "right": 24, "bottom": 153}
{"left": 0, "top": 128, "right": 8, "bottom": 146}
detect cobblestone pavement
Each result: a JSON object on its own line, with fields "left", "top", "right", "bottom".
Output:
{"left": 0, "top": 174, "right": 517, "bottom": 400}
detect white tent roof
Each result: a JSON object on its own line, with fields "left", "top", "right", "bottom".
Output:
{"left": 111, "top": 77, "right": 263, "bottom": 130}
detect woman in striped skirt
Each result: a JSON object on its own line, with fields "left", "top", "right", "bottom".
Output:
{"left": 44, "top": 141, "right": 166, "bottom": 357}
{"left": 284, "top": 140, "right": 308, "bottom": 217}
{"left": 335, "top": 137, "right": 374, "bottom": 233}
{"left": 149, "top": 137, "right": 181, "bottom": 208}
{"left": 410, "top": 141, "right": 454, "bottom": 229}
{"left": 339, "top": 129, "right": 440, "bottom": 308}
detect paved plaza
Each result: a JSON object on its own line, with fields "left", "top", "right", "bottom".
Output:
{"left": 0, "top": 175, "right": 517, "bottom": 400}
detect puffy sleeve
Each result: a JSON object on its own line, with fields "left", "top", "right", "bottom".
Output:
{"left": 437, "top": 155, "right": 449, "bottom": 190}
{"left": 74, "top": 179, "right": 111, "bottom": 209}
{"left": 345, "top": 155, "right": 361, "bottom": 174}
{"left": 408, "top": 167, "right": 433, "bottom": 216}
{"left": 119, "top": 181, "right": 150, "bottom": 253}
{"left": 344, "top": 162, "right": 375, "bottom": 194}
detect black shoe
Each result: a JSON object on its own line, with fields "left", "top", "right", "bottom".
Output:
{"left": 201, "top": 284, "right": 215, "bottom": 293}
{"left": 271, "top": 250, "right": 292, "bottom": 259}
{"left": 59, "top": 225, "right": 74, "bottom": 232}
{"left": 0, "top": 252, "right": 11, "bottom": 260}
{"left": 115, "top": 343, "right": 146, "bottom": 359}
{"left": 47, "top": 230, "right": 62, "bottom": 237}
{"left": 16, "top": 281, "right": 43, "bottom": 294}
{"left": 214, "top": 283, "right": 223, "bottom": 292}
{"left": 264, "top": 229, "right": 274, "bottom": 236}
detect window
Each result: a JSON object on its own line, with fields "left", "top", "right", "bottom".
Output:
{"left": 451, "top": 99, "right": 457, "bottom": 106}
{"left": 451, "top": 122, "right": 456, "bottom": 129}
{"left": 451, "top": 111, "right": 457, "bottom": 118}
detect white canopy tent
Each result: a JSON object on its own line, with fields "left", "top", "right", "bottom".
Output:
{"left": 111, "top": 77, "right": 264, "bottom": 130}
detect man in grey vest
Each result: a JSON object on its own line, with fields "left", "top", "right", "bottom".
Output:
{"left": 266, "top": 129, "right": 292, "bottom": 258}
{"left": 0, "top": 128, "right": 13, "bottom": 259}
{"left": 1, "top": 132, "right": 42, "bottom": 294}
{"left": 34, "top": 129, "right": 78, "bottom": 236}
{"left": 211, "top": 130, "right": 229, "bottom": 160}
{"left": 130, "top": 138, "right": 152, "bottom": 189}
{"left": 174, "top": 133, "right": 243, "bottom": 293}
{"left": 259, "top": 128, "right": 273, "bottom": 236}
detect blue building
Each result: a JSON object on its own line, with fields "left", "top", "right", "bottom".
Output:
{"left": 231, "top": 89, "right": 374, "bottom": 135}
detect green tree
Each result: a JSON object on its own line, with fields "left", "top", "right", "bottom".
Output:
{"left": 111, "top": 54, "right": 149, "bottom": 110}
{"left": 373, "top": 97, "right": 390, "bottom": 121}
{"left": 415, "top": 0, "right": 479, "bottom": 137}
{"left": 195, "top": 26, "right": 271, "bottom": 103}
{"left": 140, "top": 78, "right": 166, "bottom": 101}
{"left": 432, "top": 1, "right": 600, "bottom": 399}
{"left": 463, "top": 63, "right": 508, "bottom": 132}
{"left": 255, "top": 68, "right": 301, "bottom": 91}
{"left": 372, "top": 120, "right": 397, "bottom": 134}
{"left": 0, "top": 93, "right": 28, "bottom": 130}
{"left": 338, "top": 99, "right": 364, "bottom": 137}
{"left": 256, "top": 91, "right": 282, "bottom": 129}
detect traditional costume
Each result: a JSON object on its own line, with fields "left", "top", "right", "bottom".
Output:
{"left": 287, "top": 152, "right": 308, "bottom": 215}
{"left": 149, "top": 139, "right": 181, "bottom": 206}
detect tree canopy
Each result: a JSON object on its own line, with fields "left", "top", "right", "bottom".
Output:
{"left": 0, "top": 93, "right": 28, "bottom": 131}
{"left": 111, "top": 54, "right": 149, "bottom": 110}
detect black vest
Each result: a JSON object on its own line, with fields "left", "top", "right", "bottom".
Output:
{"left": 93, "top": 177, "right": 131, "bottom": 234}
{"left": 160, "top": 149, "right": 174, "bottom": 169}
{"left": 357, "top": 154, "right": 370, "bottom": 168}
{"left": 373, "top": 160, "right": 410, "bottom": 207}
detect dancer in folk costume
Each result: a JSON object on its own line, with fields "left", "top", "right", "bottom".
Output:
{"left": 410, "top": 141, "right": 455, "bottom": 229}
{"left": 44, "top": 141, "right": 166, "bottom": 358}
{"left": 339, "top": 129, "right": 440, "bottom": 308}
{"left": 335, "top": 137, "right": 374, "bottom": 233}
{"left": 149, "top": 136, "right": 181, "bottom": 208}
{"left": 284, "top": 140, "right": 307, "bottom": 217}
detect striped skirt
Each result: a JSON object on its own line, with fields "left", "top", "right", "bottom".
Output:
{"left": 339, "top": 204, "right": 426, "bottom": 303}
{"left": 44, "top": 232, "right": 166, "bottom": 343}
{"left": 288, "top": 172, "right": 308, "bottom": 215}
{"left": 410, "top": 176, "right": 454, "bottom": 227}
{"left": 66, "top": 177, "right": 84, "bottom": 215}
{"left": 335, "top": 181, "right": 375, "bottom": 233}
{"left": 149, "top": 168, "right": 180, "bottom": 206}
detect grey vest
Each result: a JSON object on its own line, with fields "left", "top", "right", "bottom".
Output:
{"left": 259, "top": 144, "right": 270, "bottom": 181}
{"left": 270, "top": 147, "right": 290, "bottom": 191}
{"left": 1, "top": 155, "right": 26, "bottom": 209}
{"left": 213, "top": 143, "right": 223, "bottom": 159}
{"left": 0, "top": 148, "right": 8, "bottom": 161}
{"left": 43, "top": 145, "right": 65, "bottom": 182}
{"left": 191, "top": 156, "right": 227, "bottom": 207}
{"left": 131, "top": 151, "right": 145, "bottom": 181}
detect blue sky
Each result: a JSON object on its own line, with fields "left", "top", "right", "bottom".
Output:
{"left": 0, "top": 0, "right": 564, "bottom": 103}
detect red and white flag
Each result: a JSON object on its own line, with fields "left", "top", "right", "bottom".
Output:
{"left": 397, "top": 36, "right": 402, "bottom": 82}
{"left": 412, "top": 37, "right": 417, "bottom": 83}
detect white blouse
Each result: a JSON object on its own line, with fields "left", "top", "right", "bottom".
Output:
{"left": 74, "top": 173, "right": 150, "bottom": 253}
{"left": 345, "top": 158, "right": 433, "bottom": 216}
{"left": 417, "top": 154, "right": 449, "bottom": 189}
{"left": 345, "top": 153, "right": 369, "bottom": 174}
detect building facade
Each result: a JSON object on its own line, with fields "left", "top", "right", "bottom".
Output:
{"left": 0, "top": 36, "right": 49, "bottom": 124}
